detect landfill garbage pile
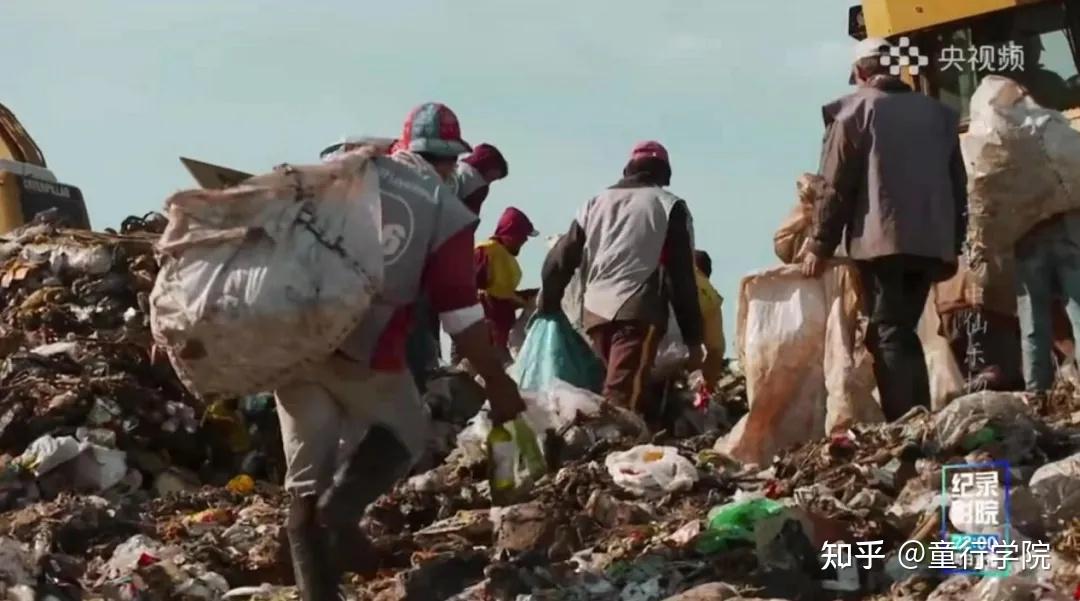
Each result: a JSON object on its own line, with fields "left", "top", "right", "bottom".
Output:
{"left": 7, "top": 220, "right": 1080, "bottom": 601}
{"left": 337, "top": 385, "right": 1080, "bottom": 601}
{"left": 0, "top": 214, "right": 295, "bottom": 600}
{"left": 0, "top": 214, "right": 219, "bottom": 492}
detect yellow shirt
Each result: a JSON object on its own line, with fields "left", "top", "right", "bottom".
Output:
{"left": 695, "top": 267, "right": 726, "bottom": 388}
{"left": 476, "top": 239, "right": 523, "bottom": 301}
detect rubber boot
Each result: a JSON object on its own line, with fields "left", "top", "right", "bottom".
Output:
{"left": 318, "top": 425, "right": 413, "bottom": 575}
{"left": 287, "top": 496, "right": 340, "bottom": 601}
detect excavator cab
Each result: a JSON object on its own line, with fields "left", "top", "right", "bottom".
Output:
{"left": 0, "top": 102, "right": 90, "bottom": 234}
{"left": 850, "top": 0, "right": 1080, "bottom": 124}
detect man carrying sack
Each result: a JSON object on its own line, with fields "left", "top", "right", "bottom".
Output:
{"left": 279, "top": 102, "right": 526, "bottom": 600}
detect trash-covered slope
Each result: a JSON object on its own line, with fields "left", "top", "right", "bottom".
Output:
{"left": 1, "top": 216, "right": 1080, "bottom": 601}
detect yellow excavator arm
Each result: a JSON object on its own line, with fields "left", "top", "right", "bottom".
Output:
{"left": 0, "top": 102, "right": 89, "bottom": 233}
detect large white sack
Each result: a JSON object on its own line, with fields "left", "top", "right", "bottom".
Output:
{"left": 150, "top": 149, "right": 384, "bottom": 400}
{"left": 716, "top": 262, "right": 881, "bottom": 465}
{"left": 962, "top": 75, "right": 1080, "bottom": 290}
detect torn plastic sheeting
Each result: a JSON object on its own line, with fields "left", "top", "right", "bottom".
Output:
{"left": 715, "top": 262, "right": 881, "bottom": 466}
{"left": 604, "top": 445, "right": 699, "bottom": 498}
{"left": 1027, "top": 453, "right": 1080, "bottom": 535}
{"left": 931, "top": 391, "right": 1040, "bottom": 462}
{"left": 20, "top": 241, "right": 114, "bottom": 276}
{"left": 101, "top": 535, "right": 178, "bottom": 582}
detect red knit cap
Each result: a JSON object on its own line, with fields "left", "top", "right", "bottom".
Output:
{"left": 629, "top": 140, "right": 670, "bottom": 164}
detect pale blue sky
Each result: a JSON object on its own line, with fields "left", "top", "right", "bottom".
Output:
{"left": 4, "top": 0, "right": 855, "bottom": 347}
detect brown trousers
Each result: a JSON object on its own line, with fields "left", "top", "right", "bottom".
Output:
{"left": 587, "top": 320, "right": 660, "bottom": 414}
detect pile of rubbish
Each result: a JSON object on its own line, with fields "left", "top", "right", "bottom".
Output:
{"left": 0, "top": 215, "right": 294, "bottom": 599}
{"left": 3, "top": 215, "right": 1080, "bottom": 601}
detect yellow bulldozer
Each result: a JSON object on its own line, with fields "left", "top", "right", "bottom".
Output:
{"left": 849, "top": 0, "right": 1080, "bottom": 121}
{"left": 0, "top": 102, "right": 90, "bottom": 234}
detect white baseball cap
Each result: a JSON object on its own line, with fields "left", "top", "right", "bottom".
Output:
{"left": 853, "top": 37, "right": 891, "bottom": 62}
{"left": 850, "top": 37, "right": 892, "bottom": 83}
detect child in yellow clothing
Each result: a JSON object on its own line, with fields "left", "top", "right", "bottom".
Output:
{"left": 475, "top": 207, "right": 538, "bottom": 355}
{"left": 694, "top": 251, "right": 726, "bottom": 391}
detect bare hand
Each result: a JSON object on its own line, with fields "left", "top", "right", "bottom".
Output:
{"left": 801, "top": 251, "right": 826, "bottom": 278}
{"left": 485, "top": 373, "right": 526, "bottom": 425}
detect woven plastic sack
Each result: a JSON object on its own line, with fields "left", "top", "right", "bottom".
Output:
{"left": 963, "top": 75, "right": 1080, "bottom": 290}
{"left": 716, "top": 262, "right": 881, "bottom": 465}
{"left": 510, "top": 313, "right": 603, "bottom": 393}
{"left": 150, "top": 149, "right": 384, "bottom": 400}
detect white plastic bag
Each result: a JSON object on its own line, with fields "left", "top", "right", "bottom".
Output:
{"left": 150, "top": 150, "right": 384, "bottom": 400}
{"left": 716, "top": 263, "right": 881, "bottom": 465}
{"left": 17, "top": 435, "right": 128, "bottom": 492}
{"left": 963, "top": 75, "right": 1080, "bottom": 288}
{"left": 71, "top": 445, "right": 128, "bottom": 492}
{"left": 652, "top": 312, "right": 690, "bottom": 381}
{"left": 457, "top": 379, "right": 605, "bottom": 463}
{"left": 17, "top": 434, "right": 82, "bottom": 475}
{"left": 604, "top": 445, "right": 698, "bottom": 497}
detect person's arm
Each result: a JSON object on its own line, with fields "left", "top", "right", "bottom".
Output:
{"left": 950, "top": 140, "right": 969, "bottom": 258}
{"left": 423, "top": 229, "right": 524, "bottom": 424}
{"left": 665, "top": 202, "right": 703, "bottom": 347}
{"left": 462, "top": 186, "right": 489, "bottom": 216}
{"left": 773, "top": 204, "right": 812, "bottom": 264}
{"left": 539, "top": 220, "right": 586, "bottom": 314}
{"left": 806, "top": 120, "right": 862, "bottom": 259}
{"left": 474, "top": 245, "right": 491, "bottom": 291}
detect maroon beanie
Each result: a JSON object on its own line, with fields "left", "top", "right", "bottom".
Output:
{"left": 462, "top": 143, "right": 508, "bottom": 181}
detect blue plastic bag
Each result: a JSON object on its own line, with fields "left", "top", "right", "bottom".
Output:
{"left": 512, "top": 313, "right": 604, "bottom": 393}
